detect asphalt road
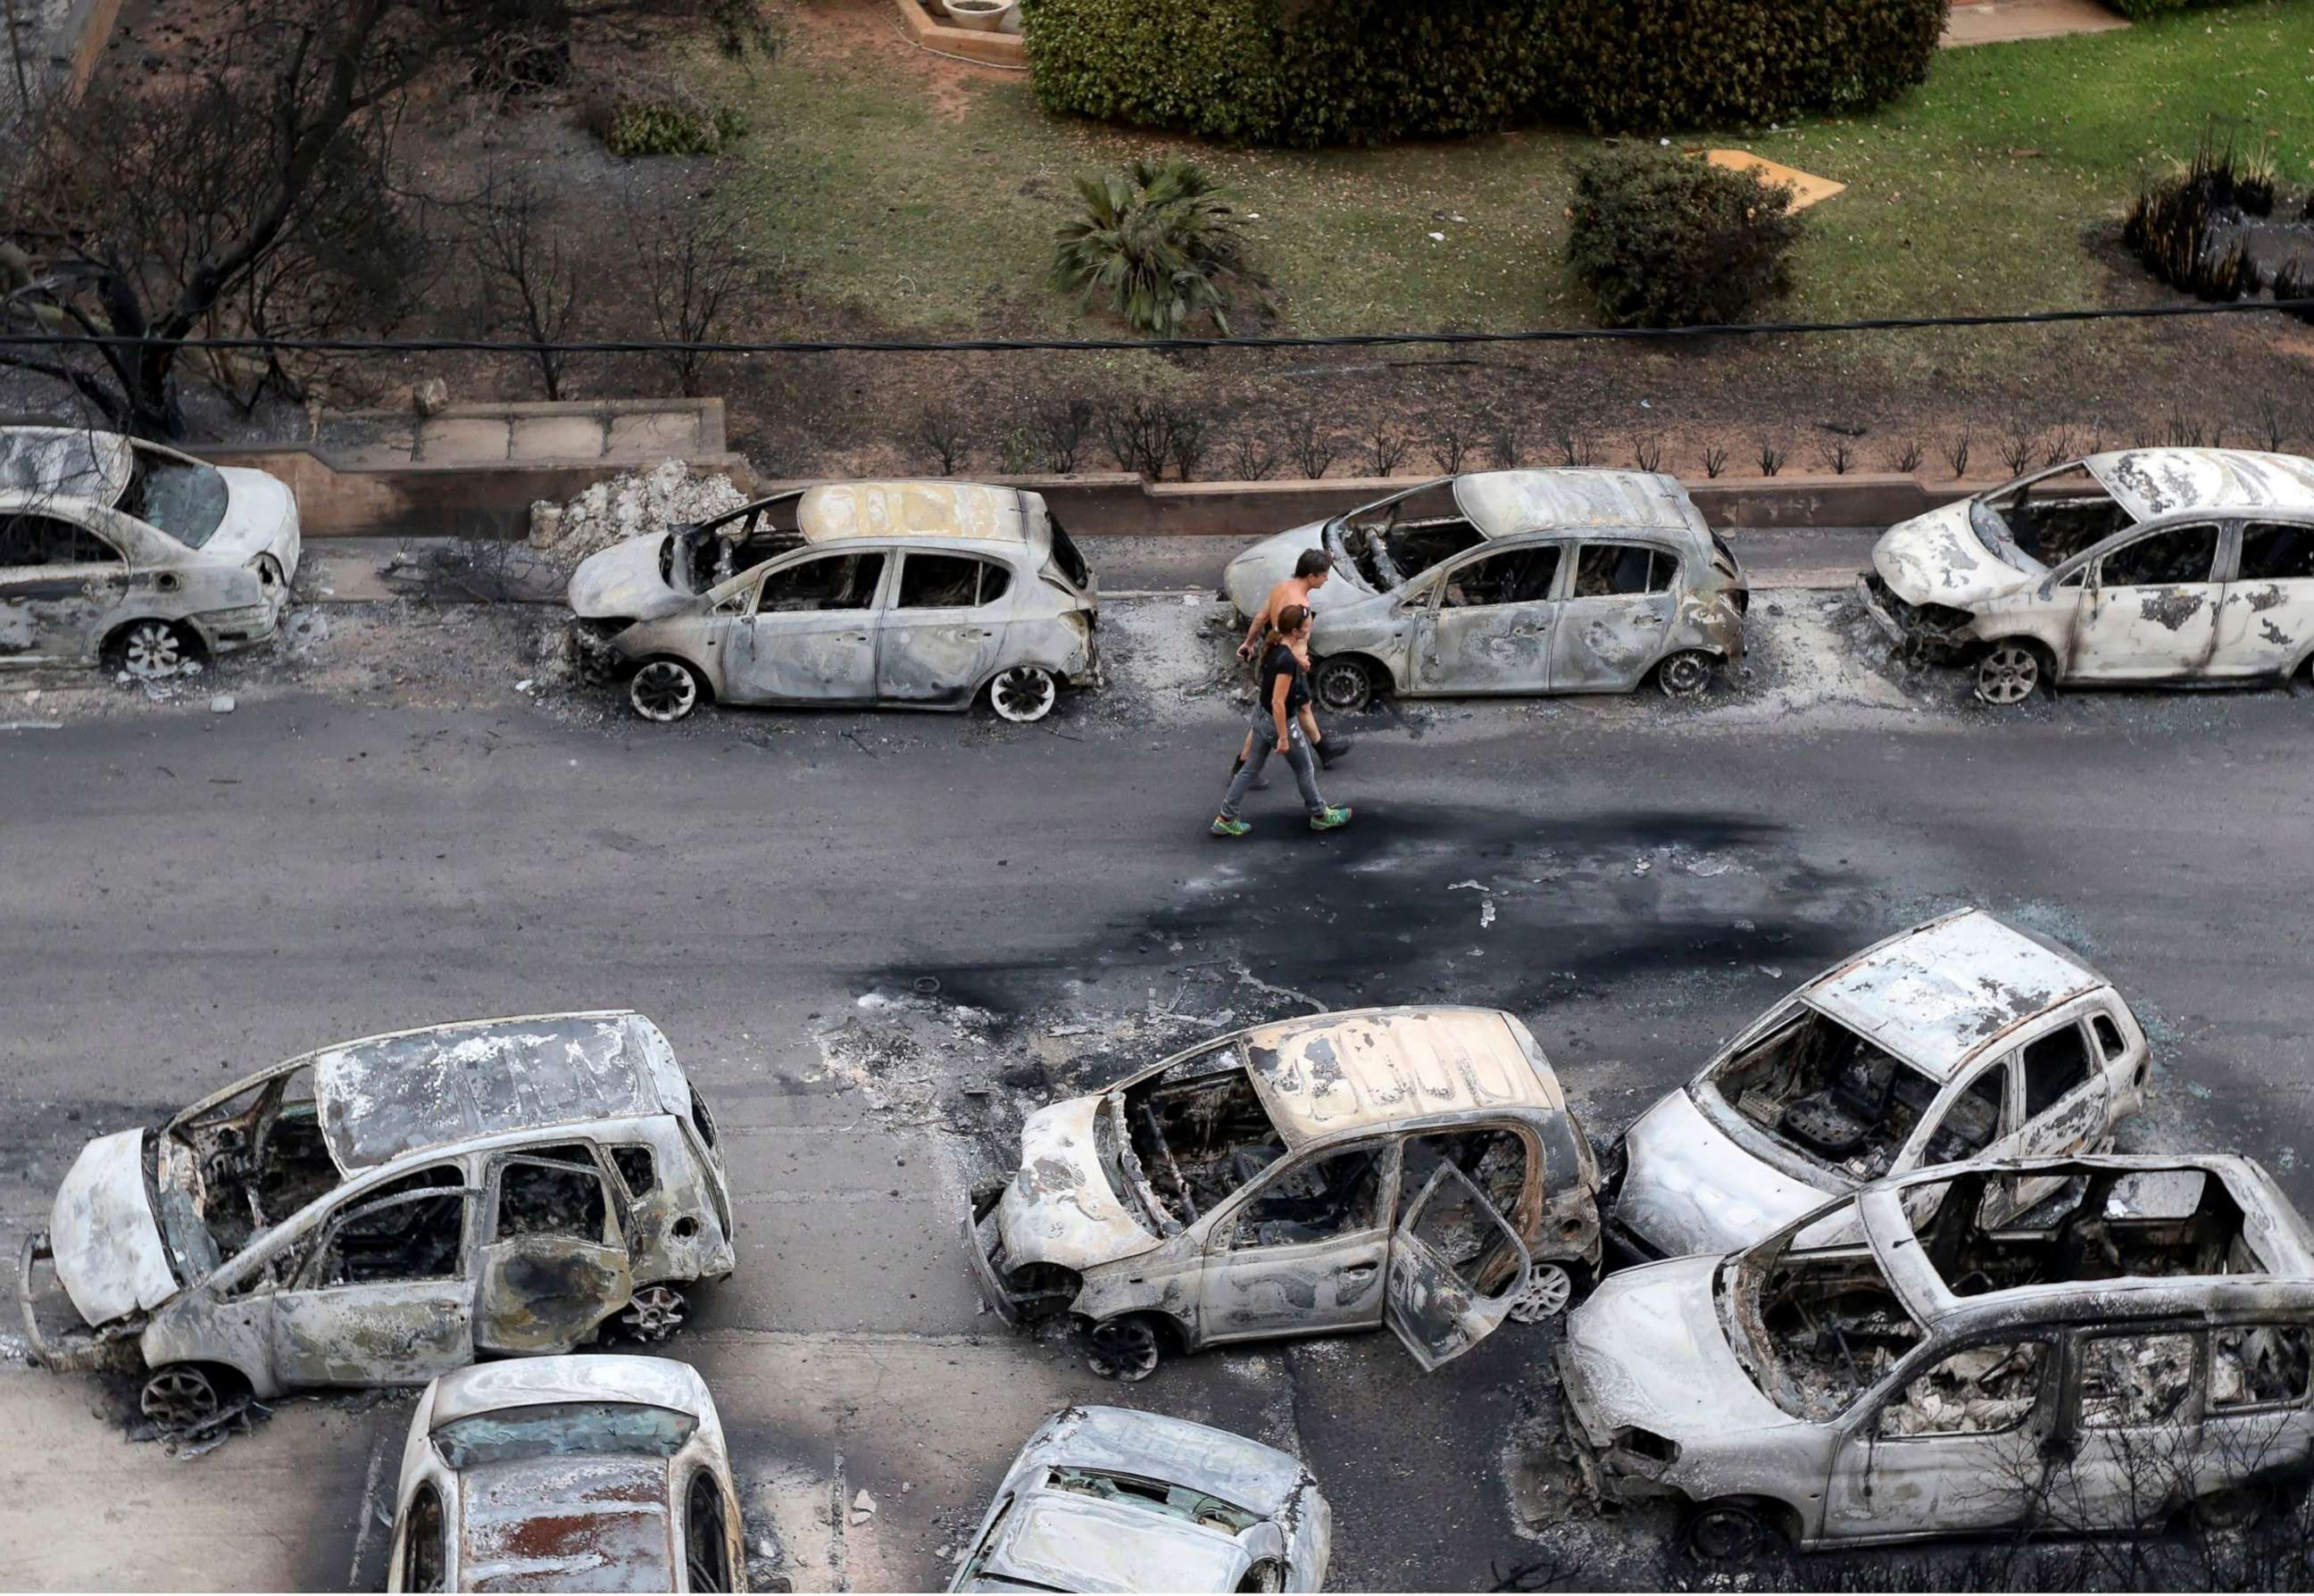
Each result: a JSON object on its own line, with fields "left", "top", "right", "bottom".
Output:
{"left": 2, "top": 599, "right": 2311, "bottom": 1591}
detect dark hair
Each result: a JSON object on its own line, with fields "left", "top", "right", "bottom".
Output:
{"left": 1293, "top": 548, "right": 1332, "bottom": 578}
{"left": 1275, "top": 603, "right": 1311, "bottom": 635}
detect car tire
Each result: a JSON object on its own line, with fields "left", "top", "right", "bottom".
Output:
{"left": 141, "top": 1362, "right": 239, "bottom": 1434}
{"left": 1975, "top": 640, "right": 2048, "bottom": 706}
{"left": 619, "top": 1283, "right": 688, "bottom": 1342}
{"left": 989, "top": 665, "right": 1058, "bottom": 723}
{"left": 1085, "top": 1314, "right": 1164, "bottom": 1382}
{"left": 1311, "top": 656, "right": 1375, "bottom": 713}
{"left": 2190, "top": 1484, "right": 2270, "bottom": 1532}
{"left": 1682, "top": 1498, "right": 1786, "bottom": 1563}
{"left": 106, "top": 619, "right": 200, "bottom": 680}
{"left": 1655, "top": 650, "right": 1719, "bottom": 700}
{"left": 629, "top": 659, "right": 705, "bottom": 723}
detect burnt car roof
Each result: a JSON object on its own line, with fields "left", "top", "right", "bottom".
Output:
{"left": 310, "top": 1011, "right": 678, "bottom": 1172}
{"left": 1451, "top": 469, "right": 1711, "bottom": 541}
{"left": 1238, "top": 1006, "right": 1563, "bottom": 1149}
{"left": 456, "top": 1453, "right": 675, "bottom": 1592}
{"left": 0, "top": 425, "right": 132, "bottom": 506}
{"left": 2084, "top": 448, "right": 2314, "bottom": 524}
{"left": 791, "top": 480, "right": 1042, "bottom": 544}
{"left": 1801, "top": 910, "right": 2104, "bottom": 1081}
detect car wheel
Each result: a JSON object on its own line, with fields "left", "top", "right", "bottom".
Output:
{"left": 2191, "top": 1484, "right": 2268, "bottom": 1532}
{"left": 1311, "top": 656, "right": 1375, "bottom": 713}
{"left": 1976, "top": 641, "right": 2046, "bottom": 706}
{"left": 620, "top": 1283, "right": 688, "bottom": 1342}
{"left": 1506, "top": 1264, "right": 1575, "bottom": 1325}
{"left": 109, "top": 619, "right": 197, "bottom": 680}
{"left": 1683, "top": 1498, "right": 1783, "bottom": 1563}
{"left": 989, "top": 665, "right": 1058, "bottom": 723}
{"left": 1655, "top": 650, "right": 1719, "bottom": 700}
{"left": 629, "top": 660, "right": 703, "bottom": 723}
{"left": 1086, "top": 1315, "right": 1163, "bottom": 1382}
{"left": 141, "top": 1364, "right": 228, "bottom": 1434}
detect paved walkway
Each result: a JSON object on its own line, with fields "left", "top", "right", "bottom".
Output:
{"left": 1944, "top": 0, "right": 2129, "bottom": 47}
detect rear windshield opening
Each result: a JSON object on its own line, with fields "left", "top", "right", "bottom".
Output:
{"left": 1121, "top": 1050, "right": 1285, "bottom": 1226}
{"left": 1046, "top": 517, "right": 1092, "bottom": 590}
{"left": 1910, "top": 1165, "right": 2266, "bottom": 1299}
{"left": 121, "top": 447, "right": 229, "bottom": 549}
{"left": 1046, "top": 1469, "right": 1258, "bottom": 1535}
{"left": 1978, "top": 469, "right": 2135, "bottom": 566}
{"left": 432, "top": 1401, "right": 697, "bottom": 1468}
{"left": 1708, "top": 1011, "right": 1938, "bottom": 1182}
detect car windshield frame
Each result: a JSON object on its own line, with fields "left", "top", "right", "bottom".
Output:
{"left": 1719, "top": 1200, "right": 1927, "bottom": 1423}
{"left": 432, "top": 1401, "right": 698, "bottom": 1470}
{"left": 119, "top": 445, "right": 230, "bottom": 549}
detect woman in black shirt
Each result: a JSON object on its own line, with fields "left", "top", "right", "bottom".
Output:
{"left": 1212, "top": 604, "right": 1352, "bottom": 836}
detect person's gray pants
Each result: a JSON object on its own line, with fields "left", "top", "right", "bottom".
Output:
{"left": 1221, "top": 711, "right": 1328, "bottom": 820}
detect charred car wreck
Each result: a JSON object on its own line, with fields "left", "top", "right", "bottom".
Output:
{"left": 1561, "top": 1154, "right": 2314, "bottom": 1557}
{"left": 969, "top": 1007, "right": 1602, "bottom": 1378}
{"left": 19, "top": 1011, "right": 735, "bottom": 1434}
{"left": 1861, "top": 447, "right": 2314, "bottom": 703}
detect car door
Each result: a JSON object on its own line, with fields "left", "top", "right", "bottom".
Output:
{"left": 270, "top": 1170, "right": 476, "bottom": 1388}
{"left": 1408, "top": 540, "right": 1563, "bottom": 694}
{"left": 1822, "top": 1335, "right": 2057, "bottom": 1540}
{"left": 1197, "top": 1141, "right": 1392, "bottom": 1345}
{"left": 2052, "top": 1325, "right": 2204, "bottom": 1529}
{"left": 1551, "top": 540, "right": 1679, "bottom": 691}
{"left": 2212, "top": 520, "right": 2314, "bottom": 678}
{"left": 474, "top": 1151, "right": 635, "bottom": 1353}
{"left": 1383, "top": 1161, "right": 1531, "bottom": 1371}
{"left": 724, "top": 548, "right": 886, "bottom": 704}
{"left": 877, "top": 551, "right": 1011, "bottom": 704}
{"left": 2068, "top": 521, "right": 2224, "bottom": 680}
{"left": 0, "top": 511, "right": 130, "bottom": 663}
{"left": 1897, "top": 1059, "right": 2019, "bottom": 1221}
{"left": 2202, "top": 1321, "right": 2314, "bottom": 1497}
{"left": 2012, "top": 1018, "right": 2113, "bottom": 1171}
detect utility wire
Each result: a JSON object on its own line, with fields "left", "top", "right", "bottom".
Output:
{"left": 3, "top": 296, "right": 2312, "bottom": 357}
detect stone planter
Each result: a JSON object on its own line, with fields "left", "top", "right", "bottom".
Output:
{"left": 919, "top": 0, "right": 949, "bottom": 15}
{"left": 944, "top": 0, "right": 1015, "bottom": 30}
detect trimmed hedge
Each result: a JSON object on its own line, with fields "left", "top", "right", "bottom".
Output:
{"left": 1565, "top": 145, "right": 1804, "bottom": 326}
{"left": 1019, "top": 0, "right": 1947, "bottom": 145}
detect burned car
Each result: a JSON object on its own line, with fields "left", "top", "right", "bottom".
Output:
{"left": 18, "top": 1011, "right": 735, "bottom": 1434}
{"left": 387, "top": 1355, "right": 745, "bottom": 1592}
{"left": 0, "top": 425, "right": 301, "bottom": 675}
{"left": 1561, "top": 1154, "right": 2314, "bottom": 1556}
{"left": 967, "top": 1007, "right": 1601, "bottom": 1378}
{"left": 567, "top": 479, "right": 1099, "bottom": 723}
{"left": 951, "top": 1405, "right": 1330, "bottom": 1593}
{"left": 1861, "top": 447, "right": 2314, "bottom": 703}
{"left": 1221, "top": 470, "right": 1747, "bottom": 709}
{"left": 1609, "top": 910, "right": 2148, "bottom": 1262}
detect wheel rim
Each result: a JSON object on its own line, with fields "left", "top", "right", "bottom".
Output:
{"left": 1690, "top": 1506, "right": 1762, "bottom": 1561}
{"left": 1659, "top": 652, "right": 1712, "bottom": 700}
{"left": 1315, "top": 661, "right": 1369, "bottom": 711}
{"left": 620, "top": 1284, "right": 687, "bottom": 1342}
{"left": 121, "top": 622, "right": 184, "bottom": 679}
{"left": 142, "top": 1367, "right": 221, "bottom": 1432}
{"left": 1086, "top": 1318, "right": 1161, "bottom": 1382}
{"left": 991, "top": 666, "right": 1057, "bottom": 723}
{"left": 1977, "top": 644, "right": 2039, "bottom": 705}
{"left": 1507, "top": 1264, "right": 1574, "bottom": 1325}
{"left": 631, "top": 662, "right": 697, "bottom": 722}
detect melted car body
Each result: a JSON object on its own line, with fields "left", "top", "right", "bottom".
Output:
{"left": 0, "top": 427, "right": 301, "bottom": 672}
{"left": 951, "top": 1406, "right": 1331, "bottom": 1592}
{"left": 18, "top": 1012, "right": 735, "bottom": 1417}
{"left": 1860, "top": 449, "right": 2314, "bottom": 702}
{"left": 387, "top": 1355, "right": 747, "bottom": 1592}
{"left": 1562, "top": 1154, "right": 2314, "bottom": 1551}
{"left": 567, "top": 480, "right": 1099, "bottom": 722}
{"left": 1609, "top": 910, "right": 2149, "bottom": 1263}
{"left": 1221, "top": 471, "right": 1747, "bottom": 709}
{"left": 968, "top": 1007, "right": 1601, "bottom": 1373}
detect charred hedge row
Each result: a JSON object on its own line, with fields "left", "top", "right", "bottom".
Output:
{"left": 1017, "top": 0, "right": 1947, "bottom": 145}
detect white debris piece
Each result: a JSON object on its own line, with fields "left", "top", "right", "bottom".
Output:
{"left": 209, "top": 694, "right": 236, "bottom": 714}
{"left": 1479, "top": 900, "right": 1497, "bottom": 929}
{"left": 850, "top": 1489, "right": 877, "bottom": 1525}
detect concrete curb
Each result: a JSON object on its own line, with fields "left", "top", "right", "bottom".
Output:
{"left": 892, "top": 0, "right": 1028, "bottom": 66}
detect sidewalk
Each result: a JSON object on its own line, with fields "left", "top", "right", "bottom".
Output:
{"left": 1943, "top": 0, "right": 2128, "bottom": 46}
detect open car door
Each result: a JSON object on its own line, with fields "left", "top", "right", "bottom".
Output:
{"left": 475, "top": 1153, "right": 634, "bottom": 1353}
{"left": 1385, "top": 1162, "right": 1532, "bottom": 1371}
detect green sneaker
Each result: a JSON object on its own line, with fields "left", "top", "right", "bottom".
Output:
{"left": 1211, "top": 817, "right": 1251, "bottom": 838}
{"left": 1309, "top": 806, "right": 1353, "bottom": 831}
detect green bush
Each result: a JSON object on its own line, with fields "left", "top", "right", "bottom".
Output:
{"left": 1564, "top": 146, "right": 1805, "bottom": 328}
{"left": 594, "top": 80, "right": 750, "bottom": 156}
{"left": 1053, "top": 158, "right": 1270, "bottom": 335}
{"left": 1019, "top": 0, "right": 1946, "bottom": 145}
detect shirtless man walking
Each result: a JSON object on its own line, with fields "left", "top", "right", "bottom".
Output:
{"left": 1232, "top": 548, "right": 1350, "bottom": 781}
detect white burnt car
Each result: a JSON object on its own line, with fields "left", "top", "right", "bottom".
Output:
{"left": 1861, "top": 447, "right": 2314, "bottom": 703}
{"left": 387, "top": 1356, "right": 746, "bottom": 1592}
{"left": 968, "top": 1007, "right": 1602, "bottom": 1378}
{"left": 1562, "top": 1155, "right": 2314, "bottom": 1557}
{"left": 1608, "top": 910, "right": 2149, "bottom": 1262}
{"left": 0, "top": 426, "right": 300, "bottom": 675}
{"left": 17, "top": 1012, "right": 735, "bottom": 1434}
{"left": 951, "top": 1406, "right": 1330, "bottom": 1593}
{"left": 1221, "top": 470, "right": 1747, "bottom": 709}
{"left": 568, "top": 479, "right": 1099, "bottom": 724}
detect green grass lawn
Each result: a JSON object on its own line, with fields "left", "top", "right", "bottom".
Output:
{"left": 713, "top": 2, "right": 2313, "bottom": 337}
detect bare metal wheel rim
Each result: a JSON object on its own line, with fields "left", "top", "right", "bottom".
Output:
{"left": 1657, "top": 650, "right": 1714, "bottom": 700}
{"left": 990, "top": 665, "right": 1057, "bottom": 723}
{"left": 1976, "top": 644, "right": 2041, "bottom": 705}
{"left": 1086, "top": 1318, "right": 1161, "bottom": 1382}
{"left": 1313, "top": 658, "right": 1371, "bottom": 711}
{"left": 142, "top": 1366, "right": 221, "bottom": 1432}
{"left": 121, "top": 621, "right": 186, "bottom": 679}
{"left": 1506, "top": 1263, "right": 1574, "bottom": 1325}
{"left": 630, "top": 661, "right": 698, "bottom": 722}
{"left": 1687, "top": 1504, "right": 1767, "bottom": 1562}
{"left": 621, "top": 1283, "right": 687, "bottom": 1341}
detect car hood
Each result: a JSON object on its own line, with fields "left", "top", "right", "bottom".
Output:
{"left": 1614, "top": 1088, "right": 1832, "bottom": 1258}
{"left": 1221, "top": 524, "right": 1372, "bottom": 619}
{"left": 569, "top": 535, "right": 691, "bottom": 621}
{"left": 203, "top": 468, "right": 303, "bottom": 579}
{"left": 1560, "top": 1255, "right": 1796, "bottom": 1445}
{"left": 995, "top": 1095, "right": 1161, "bottom": 1272}
{"left": 1871, "top": 501, "right": 2035, "bottom": 609}
{"left": 49, "top": 1128, "right": 178, "bottom": 1326}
